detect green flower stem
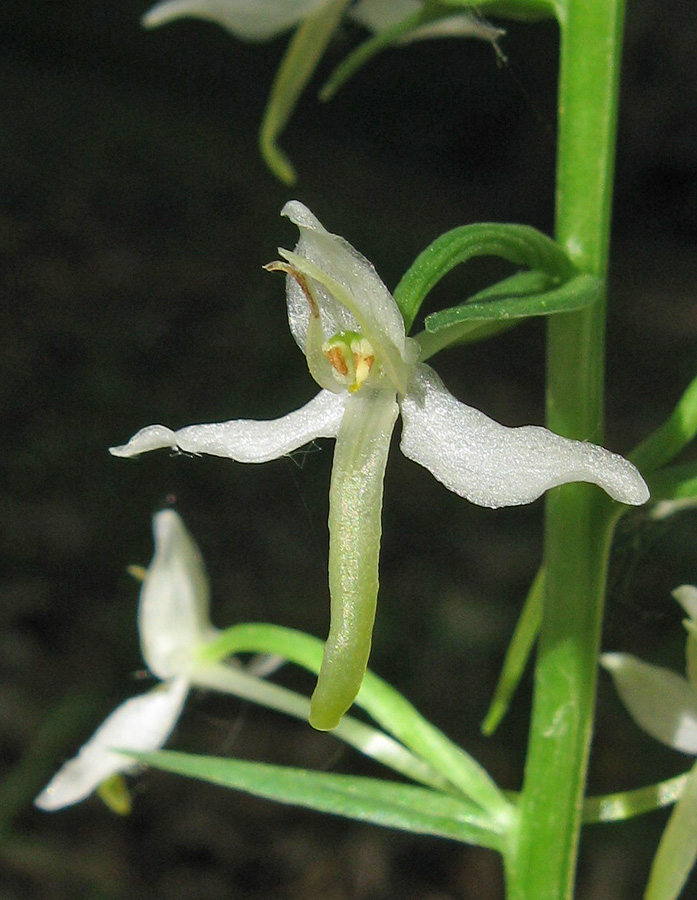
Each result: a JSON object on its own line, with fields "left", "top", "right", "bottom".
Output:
{"left": 509, "top": 2, "right": 627, "bottom": 898}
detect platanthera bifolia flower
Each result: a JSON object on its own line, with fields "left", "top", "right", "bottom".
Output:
{"left": 602, "top": 586, "right": 697, "bottom": 900}
{"left": 36, "top": 511, "right": 220, "bottom": 811}
{"left": 141, "top": 0, "right": 497, "bottom": 43}
{"left": 111, "top": 201, "right": 649, "bottom": 731}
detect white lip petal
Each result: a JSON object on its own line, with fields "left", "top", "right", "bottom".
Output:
{"left": 399, "top": 364, "right": 650, "bottom": 509}
{"left": 109, "top": 390, "right": 346, "bottom": 462}
{"left": 281, "top": 201, "right": 407, "bottom": 361}
{"left": 601, "top": 653, "right": 697, "bottom": 755}
{"left": 142, "top": 0, "right": 329, "bottom": 41}
{"left": 35, "top": 678, "right": 189, "bottom": 811}
{"left": 139, "top": 511, "right": 216, "bottom": 680}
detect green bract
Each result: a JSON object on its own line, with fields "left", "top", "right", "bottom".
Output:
{"left": 111, "top": 202, "right": 648, "bottom": 732}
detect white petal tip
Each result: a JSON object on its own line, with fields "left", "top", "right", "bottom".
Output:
{"left": 141, "top": 1, "right": 187, "bottom": 30}
{"left": 599, "top": 653, "right": 624, "bottom": 672}
{"left": 673, "top": 585, "right": 697, "bottom": 621}
{"left": 109, "top": 425, "right": 179, "bottom": 458}
{"left": 34, "top": 789, "right": 62, "bottom": 811}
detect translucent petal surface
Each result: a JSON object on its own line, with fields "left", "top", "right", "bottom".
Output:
{"left": 281, "top": 202, "right": 407, "bottom": 361}
{"left": 35, "top": 679, "right": 189, "bottom": 811}
{"left": 399, "top": 364, "right": 649, "bottom": 508}
{"left": 109, "top": 390, "right": 346, "bottom": 462}
{"left": 601, "top": 653, "right": 697, "bottom": 755}
{"left": 139, "top": 510, "right": 216, "bottom": 680}
{"left": 142, "top": 0, "right": 329, "bottom": 41}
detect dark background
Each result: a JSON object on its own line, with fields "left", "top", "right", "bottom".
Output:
{"left": 2, "top": 2, "right": 697, "bottom": 898}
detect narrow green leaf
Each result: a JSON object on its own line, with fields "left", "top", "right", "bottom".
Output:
{"left": 481, "top": 569, "right": 544, "bottom": 736}
{"left": 393, "top": 222, "right": 576, "bottom": 331}
{"left": 191, "top": 661, "right": 452, "bottom": 793}
{"left": 425, "top": 273, "right": 601, "bottom": 331}
{"left": 135, "top": 750, "right": 506, "bottom": 849}
{"left": 198, "top": 624, "right": 512, "bottom": 823}
{"left": 582, "top": 773, "right": 688, "bottom": 825}
{"left": 415, "top": 270, "right": 548, "bottom": 360}
{"left": 260, "top": 0, "right": 350, "bottom": 184}
{"left": 646, "top": 761, "right": 697, "bottom": 900}
{"left": 630, "top": 373, "right": 697, "bottom": 475}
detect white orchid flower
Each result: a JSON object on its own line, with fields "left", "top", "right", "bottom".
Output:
{"left": 142, "top": 0, "right": 496, "bottom": 43}
{"left": 602, "top": 586, "right": 697, "bottom": 900}
{"left": 111, "top": 201, "right": 648, "bottom": 731}
{"left": 35, "top": 510, "right": 280, "bottom": 811}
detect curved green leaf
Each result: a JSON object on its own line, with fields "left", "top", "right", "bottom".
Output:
{"left": 393, "top": 222, "right": 576, "bottom": 331}
{"left": 191, "top": 662, "right": 452, "bottom": 793}
{"left": 630, "top": 373, "right": 697, "bottom": 475}
{"left": 134, "top": 749, "right": 507, "bottom": 849}
{"left": 415, "top": 270, "right": 548, "bottom": 360}
{"left": 198, "top": 623, "right": 512, "bottom": 822}
{"left": 425, "top": 272, "right": 601, "bottom": 331}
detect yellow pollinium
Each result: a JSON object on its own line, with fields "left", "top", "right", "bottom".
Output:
{"left": 323, "top": 331, "right": 376, "bottom": 393}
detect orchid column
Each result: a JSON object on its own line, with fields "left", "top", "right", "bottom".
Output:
{"left": 512, "top": 1, "right": 627, "bottom": 897}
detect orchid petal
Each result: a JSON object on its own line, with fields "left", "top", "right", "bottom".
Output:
{"left": 399, "top": 364, "right": 649, "bottom": 508}
{"left": 350, "top": 0, "right": 421, "bottom": 30}
{"left": 674, "top": 585, "right": 697, "bottom": 623}
{"left": 351, "top": 0, "right": 504, "bottom": 44}
{"left": 35, "top": 678, "right": 189, "bottom": 811}
{"left": 142, "top": 0, "right": 329, "bottom": 42}
{"left": 310, "top": 388, "right": 399, "bottom": 731}
{"left": 139, "top": 510, "right": 216, "bottom": 680}
{"left": 281, "top": 202, "right": 409, "bottom": 366}
{"left": 646, "top": 759, "right": 697, "bottom": 900}
{"left": 109, "top": 390, "right": 346, "bottom": 462}
{"left": 601, "top": 653, "right": 697, "bottom": 755}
